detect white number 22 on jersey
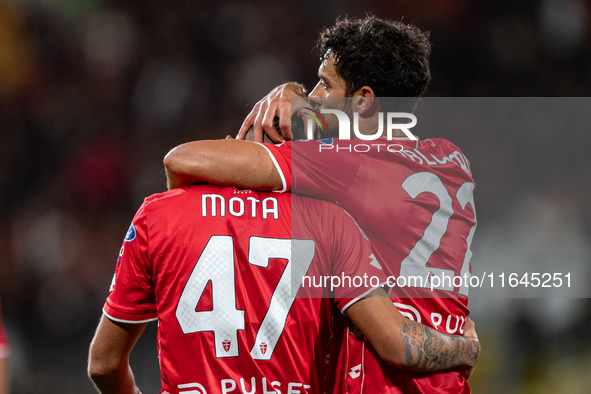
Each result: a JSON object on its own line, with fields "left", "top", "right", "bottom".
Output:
{"left": 399, "top": 172, "right": 476, "bottom": 295}
{"left": 175, "top": 236, "right": 315, "bottom": 359}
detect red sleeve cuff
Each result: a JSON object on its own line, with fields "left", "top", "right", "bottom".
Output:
{"left": 103, "top": 302, "right": 157, "bottom": 324}
{"left": 256, "top": 142, "right": 291, "bottom": 192}
{"left": 336, "top": 282, "right": 389, "bottom": 314}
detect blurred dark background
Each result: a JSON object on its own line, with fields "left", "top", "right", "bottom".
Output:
{"left": 0, "top": 0, "right": 590, "bottom": 392}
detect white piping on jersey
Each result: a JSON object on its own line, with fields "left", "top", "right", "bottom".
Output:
{"left": 254, "top": 142, "right": 288, "bottom": 192}
{"left": 341, "top": 282, "right": 389, "bottom": 314}
{"left": 346, "top": 325, "right": 350, "bottom": 393}
{"left": 361, "top": 339, "right": 365, "bottom": 394}
{"left": 103, "top": 309, "right": 158, "bottom": 324}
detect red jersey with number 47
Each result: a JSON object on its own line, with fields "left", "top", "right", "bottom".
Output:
{"left": 259, "top": 137, "right": 477, "bottom": 394}
{"left": 104, "top": 185, "right": 387, "bottom": 394}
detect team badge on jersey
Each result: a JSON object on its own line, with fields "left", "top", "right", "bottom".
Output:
{"left": 124, "top": 223, "right": 136, "bottom": 242}
{"left": 260, "top": 342, "right": 267, "bottom": 355}
{"left": 222, "top": 339, "right": 231, "bottom": 352}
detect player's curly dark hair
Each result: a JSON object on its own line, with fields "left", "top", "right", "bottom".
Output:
{"left": 317, "top": 15, "right": 431, "bottom": 99}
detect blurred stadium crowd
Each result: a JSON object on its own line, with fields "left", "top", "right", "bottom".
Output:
{"left": 0, "top": 0, "right": 590, "bottom": 392}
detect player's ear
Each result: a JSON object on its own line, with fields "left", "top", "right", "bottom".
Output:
{"left": 353, "top": 86, "right": 377, "bottom": 116}
{"left": 356, "top": 85, "right": 375, "bottom": 98}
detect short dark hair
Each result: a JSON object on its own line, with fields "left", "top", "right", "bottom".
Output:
{"left": 317, "top": 15, "right": 431, "bottom": 99}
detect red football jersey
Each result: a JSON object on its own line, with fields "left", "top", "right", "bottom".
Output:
{"left": 260, "top": 136, "right": 477, "bottom": 393}
{"left": 104, "top": 185, "right": 388, "bottom": 394}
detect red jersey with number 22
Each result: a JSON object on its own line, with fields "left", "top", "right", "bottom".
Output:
{"left": 104, "top": 185, "right": 387, "bottom": 394}
{"left": 259, "top": 137, "right": 477, "bottom": 394}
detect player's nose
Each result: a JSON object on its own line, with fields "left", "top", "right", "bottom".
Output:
{"left": 308, "top": 83, "right": 324, "bottom": 101}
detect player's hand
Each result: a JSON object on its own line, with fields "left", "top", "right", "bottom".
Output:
{"left": 237, "top": 82, "right": 308, "bottom": 143}
{"left": 460, "top": 318, "right": 480, "bottom": 380}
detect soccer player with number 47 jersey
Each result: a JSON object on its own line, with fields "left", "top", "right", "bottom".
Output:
{"left": 163, "top": 15, "right": 479, "bottom": 394}
{"left": 88, "top": 184, "right": 479, "bottom": 394}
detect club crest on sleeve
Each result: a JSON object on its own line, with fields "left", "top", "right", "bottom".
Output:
{"left": 124, "top": 223, "right": 136, "bottom": 242}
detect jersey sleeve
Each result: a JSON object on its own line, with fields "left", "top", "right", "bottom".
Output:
{"left": 327, "top": 208, "right": 389, "bottom": 314}
{"left": 255, "top": 141, "right": 291, "bottom": 192}
{"left": 260, "top": 140, "right": 362, "bottom": 201}
{"left": 103, "top": 201, "right": 157, "bottom": 323}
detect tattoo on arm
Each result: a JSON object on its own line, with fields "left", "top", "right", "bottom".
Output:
{"left": 400, "top": 321, "right": 480, "bottom": 370}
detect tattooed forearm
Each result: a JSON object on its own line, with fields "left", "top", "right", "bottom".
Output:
{"left": 400, "top": 321, "right": 480, "bottom": 371}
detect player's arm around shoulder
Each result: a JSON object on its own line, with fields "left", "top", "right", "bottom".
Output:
{"left": 88, "top": 315, "right": 147, "bottom": 394}
{"left": 347, "top": 289, "right": 480, "bottom": 378}
{"left": 163, "top": 139, "right": 283, "bottom": 191}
